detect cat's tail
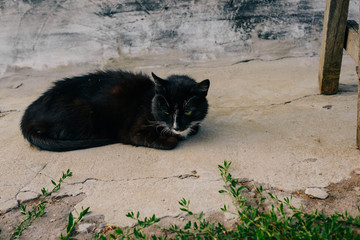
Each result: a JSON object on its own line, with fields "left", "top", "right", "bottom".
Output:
{"left": 27, "top": 135, "right": 117, "bottom": 152}
{"left": 21, "top": 123, "right": 117, "bottom": 152}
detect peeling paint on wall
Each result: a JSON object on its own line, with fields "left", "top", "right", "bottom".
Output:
{"left": 0, "top": 0, "right": 358, "bottom": 73}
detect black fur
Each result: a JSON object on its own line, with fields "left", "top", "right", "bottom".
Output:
{"left": 20, "top": 70, "right": 210, "bottom": 151}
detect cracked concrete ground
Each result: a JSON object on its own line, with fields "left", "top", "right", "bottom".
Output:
{"left": 1, "top": 55, "right": 360, "bottom": 238}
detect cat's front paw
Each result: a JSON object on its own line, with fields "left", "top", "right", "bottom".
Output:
{"left": 189, "top": 124, "right": 200, "bottom": 136}
{"left": 152, "top": 136, "right": 179, "bottom": 150}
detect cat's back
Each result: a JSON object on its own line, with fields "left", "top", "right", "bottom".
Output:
{"left": 49, "top": 70, "right": 153, "bottom": 99}
{"left": 20, "top": 70, "right": 155, "bottom": 149}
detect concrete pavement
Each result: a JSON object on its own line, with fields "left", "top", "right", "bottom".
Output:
{"left": 1, "top": 55, "right": 359, "bottom": 229}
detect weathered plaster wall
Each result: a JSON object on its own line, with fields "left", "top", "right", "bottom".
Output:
{"left": 0, "top": 0, "right": 358, "bottom": 73}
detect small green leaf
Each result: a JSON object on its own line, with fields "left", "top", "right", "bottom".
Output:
{"left": 114, "top": 227, "right": 123, "bottom": 235}
{"left": 179, "top": 208, "right": 188, "bottom": 212}
{"left": 133, "top": 227, "right": 143, "bottom": 238}
{"left": 21, "top": 204, "right": 26, "bottom": 213}
{"left": 178, "top": 198, "right": 187, "bottom": 206}
{"left": 184, "top": 221, "right": 192, "bottom": 229}
{"left": 53, "top": 185, "right": 60, "bottom": 192}
{"left": 67, "top": 212, "right": 74, "bottom": 233}
{"left": 237, "top": 185, "right": 246, "bottom": 195}
{"left": 126, "top": 212, "right": 133, "bottom": 218}
{"left": 79, "top": 207, "right": 90, "bottom": 218}
{"left": 231, "top": 179, "right": 238, "bottom": 187}
{"left": 193, "top": 222, "right": 198, "bottom": 230}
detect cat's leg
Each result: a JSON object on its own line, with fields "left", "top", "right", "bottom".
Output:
{"left": 150, "top": 135, "right": 179, "bottom": 150}
{"left": 189, "top": 124, "right": 200, "bottom": 136}
{"left": 130, "top": 129, "right": 179, "bottom": 150}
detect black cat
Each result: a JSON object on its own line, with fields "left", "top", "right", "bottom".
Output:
{"left": 20, "top": 70, "right": 210, "bottom": 151}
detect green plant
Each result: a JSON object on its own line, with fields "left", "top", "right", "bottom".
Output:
{"left": 217, "top": 161, "right": 360, "bottom": 239}
{"left": 92, "top": 212, "right": 160, "bottom": 240}
{"left": 60, "top": 206, "right": 91, "bottom": 240}
{"left": 9, "top": 169, "right": 72, "bottom": 240}
{"left": 89, "top": 161, "right": 360, "bottom": 239}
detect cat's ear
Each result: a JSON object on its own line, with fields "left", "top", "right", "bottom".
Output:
{"left": 152, "top": 72, "right": 167, "bottom": 94}
{"left": 192, "top": 79, "right": 210, "bottom": 97}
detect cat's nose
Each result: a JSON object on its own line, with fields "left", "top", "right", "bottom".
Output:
{"left": 172, "top": 120, "right": 180, "bottom": 131}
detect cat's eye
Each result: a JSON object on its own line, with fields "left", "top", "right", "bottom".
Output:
{"left": 164, "top": 111, "right": 170, "bottom": 115}
{"left": 184, "top": 111, "right": 192, "bottom": 116}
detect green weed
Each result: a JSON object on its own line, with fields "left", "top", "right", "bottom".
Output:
{"left": 4, "top": 161, "right": 360, "bottom": 239}
{"left": 60, "top": 206, "right": 91, "bottom": 240}
{"left": 9, "top": 169, "right": 72, "bottom": 240}
{"left": 87, "top": 161, "right": 360, "bottom": 239}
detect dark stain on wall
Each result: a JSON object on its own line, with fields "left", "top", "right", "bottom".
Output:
{"left": 22, "top": 0, "right": 47, "bottom": 4}
{"left": 223, "top": 0, "right": 323, "bottom": 41}
{"left": 93, "top": 0, "right": 323, "bottom": 45}
{"left": 2, "top": 0, "right": 350, "bottom": 69}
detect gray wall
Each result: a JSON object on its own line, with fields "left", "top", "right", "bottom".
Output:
{"left": 0, "top": 0, "right": 359, "bottom": 73}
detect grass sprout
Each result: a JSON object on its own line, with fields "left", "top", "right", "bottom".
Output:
{"left": 10, "top": 169, "right": 72, "bottom": 240}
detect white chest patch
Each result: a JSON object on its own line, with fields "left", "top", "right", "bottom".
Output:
{"left": 172, "top": 128, "right": 192, "bottom": 138}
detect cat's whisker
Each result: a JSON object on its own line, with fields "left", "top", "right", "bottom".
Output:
{"left": 145, "top": 120, "right": 168, "bottom": 129}
{"left": 144, "top": 122, "right": 159, "bottom": 127}
{"left": 158, "top": 126, "right": 166, "bottom": 133}
{"left": 160, "top": 127, "right": 174, "bottom": 137}
{"left": 160, "top": 128, "right": 168, "bottom": 136}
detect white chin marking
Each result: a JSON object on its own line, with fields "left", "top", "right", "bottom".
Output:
{"left": 172, "top": 128, "right": 191, "bottom": 138}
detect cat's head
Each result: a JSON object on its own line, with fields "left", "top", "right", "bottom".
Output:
{"left": 151, "top": 72, "right": 210, "bottom": 138}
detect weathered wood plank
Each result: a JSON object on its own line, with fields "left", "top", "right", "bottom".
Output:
{"left": 357, "top": 66, "right": 360, "bottom": 149}
{"left": 318, "top": 0, "right": 350, "bottom": 95}
{"left": 358, "top": 0, "right": 360, "bottom": 62}
{"left": 344, "top": 20, "right": 360, "bottom": 66}
{"left": 357, "top": 3, "right": 360, "bottom": 149}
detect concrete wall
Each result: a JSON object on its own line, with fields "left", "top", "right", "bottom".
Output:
{"left": 0, "top": 0, "right": 358, "bottom": 73}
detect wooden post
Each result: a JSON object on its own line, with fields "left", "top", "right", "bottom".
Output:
{"left": 318, "top": 0, "right": 350, "bottom": 95}
{"left": 358, "top": 2, "right": 360, "bottom": 149}
{"left": 357, "top": 67, "right": 360, "bottom": 149}
{"left": 344, "top": 20, "right": 360, "bottom": 66}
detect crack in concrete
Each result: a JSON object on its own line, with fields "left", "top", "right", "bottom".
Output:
{"left": 2, "top": 162, "right": 78, "bottom": 214}
{"left": 14, "top": 82, "right": 23, "bottom": 89}
{"left": 211, "top": 93, "right": 320, "bottom": 109}
{"left": 67, "top": 173, "right": 201, "bottom": 186}
{"left": 0, "top": 109, "right": 19, "bottom": 113}
{"left": 0, "top": 183, "right": 23, "bottom": 187}
{"left": 0, "top": 173, "right": 206, "bottom": 213}
{"left": 231, "top": 55, "right": 305, "bottom": 65}
{"left": 270, "top": 94, "right": 320, "bottom": 106}
{"left": 23, "top": 163, "right": 48, "bottom": 176}
{"left": 13, "top": 163, "right": 49, "bottom": 208}
{"left": 4, "top": 169, "right": 202, "bottom": 211}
